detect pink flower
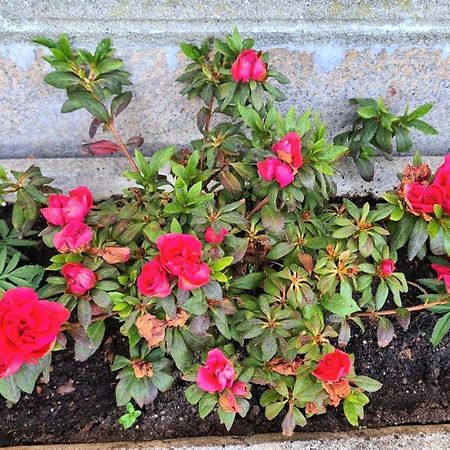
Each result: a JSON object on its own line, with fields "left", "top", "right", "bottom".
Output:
{"left": 205, "top": 227, "right": 228, "bottom": 245}
{"left": 157, "top": 233, "right": 203, "bottom": 277}
{"left": 231, "top": 381, "right": 251, "bottom": 397}
{"left": 178, "top": 262, "right": 211, "bottom": 290}
{"left": 0, "top": 288, "right": 69, "bottom": 379}
{"left": 404, "top": 182, "right": 445, "bottom": 215}
{"left": 53, "top": 221, "right": 93, "bottom": 253}
{"left": 378, "top": 259, "right": 396, "bottom": 278}
{"left": 257, "top": 158, "right": 294, "bottom": 188}
{"left": 432, "top": 263, "right": 450, "bottom": 293}
{"left": 137, "top": 258, "right": 172, "bottom": 298}
{"left": 41, "top": 186, "right": 93, "bottom": 226}
{"left": 272, "top": 132, "right": 303, "bottom": 169}
{"left": 231, "top": 49, "right": 267, "bottom": 83}
{"left": 312, "top": 350, "right": 351, "bottom": 383}
{"left": 157, "top": 233, "right": 211, "bottom": 291}
{"left": 197, "top": 348, "right": 236, "bottom": 393}
{"left": 61, "top": 263, "right": 96, "bottom": 296}
{"left": 432, "top": 154, "right": 450, "bottom": 214}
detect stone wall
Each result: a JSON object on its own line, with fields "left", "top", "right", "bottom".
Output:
{"left": 1, "top": 0, "right": 450, "bottom": 158}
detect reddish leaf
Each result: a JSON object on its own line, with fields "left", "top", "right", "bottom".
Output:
{"left": 82, "top": 140, "right": 120, "bottom": 155}
{"left": 89, "top": 118, "right": 101, "bottom": 139}
{"left": 377, "top": 317, "right": 395, "bottom": 347}
{"left": 395, "top": 308, "right": 411, "bottom": 331}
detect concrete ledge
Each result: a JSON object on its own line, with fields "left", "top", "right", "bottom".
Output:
{"left": 0, "top": 156, "right": 444, "bottom": 200}
{"left": 4, "top": 424, "right": 450, "bottom": 450}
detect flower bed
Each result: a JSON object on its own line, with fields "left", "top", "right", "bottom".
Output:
{"left": 0, "top": 29, "right": 449, "bottom": 445}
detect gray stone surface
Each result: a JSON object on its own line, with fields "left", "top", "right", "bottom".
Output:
{"left": 1, "top": 1, "right": 450, "bottom": 158}
{"left": 0, "top": 156, "right": 444, "bottom": 200}
{"left": 4, "top": 424, "right": 450, "bottom": 450}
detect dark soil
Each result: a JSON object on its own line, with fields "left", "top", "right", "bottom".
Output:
{"left": 0, "top": 202, "right": 449, "bottom": 446}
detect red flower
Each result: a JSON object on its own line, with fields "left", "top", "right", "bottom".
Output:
{"left": 431, "top": 263, "right": 450, "bottom": 293}
{"left": 157, "top": 233, "right": 210, "bottom": 290}
{"left": 53, "top": 221, "right": 93, "bottom": 253}
{"left": 231, "top": 49, "right": 267, "bottom": 83}
{"left": 378, "top": 259, "right": 396, "bottom": 278}
{"left": 404, "top": 182, "right": 445, "bottom": 215}
{"left": 197, "top": 348, "right": 236, "bottom": 393}
{"left": 137, "top": 258, "right": 172, "bottom": 298}
{"left": 61, "top": 263, "right": 97, "bottom": 296}
{"left": 231, "top": 381, "right": 251, "bottom": 397}
{"left": 312, "top": 349, "right": 351, "bottom": 383}
{"left": 41, "top": 186, "right": 93, "bottom": 227}
{"left": 177, "top": 262, "right": 211, "bottom": 290}
{"left": 257, "top": 157, "right": 294, "bottom": 188}
{"left": 432, "top": 154, "right": 450, "bottom": 214}
{"left": 0, "top": 288, "right": 69, "bottom": 379}
{"left": 272, "top": 132, "right": 303, "bottom": 170}
{"left": 205, "top": 227, "right": 228, "bottom": 245}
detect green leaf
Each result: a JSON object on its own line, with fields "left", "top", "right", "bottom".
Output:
{"left": 261, "top": 333, "right": 277, "bottom": 361}
{"left": 265, "top": 401, "right": 287, "bottom": 420}
{"left": 96, "top": 58, "right": 123, "bottom": 75}
{"left": 406, "top": 103, "right": 433, "bottom": 121}
{"left": 229, "top": 272, "right": 264, "bottom": 290}
{"left": 74, "top": 320, "right": 105, "bottom": 362}
{"left": 408, "top": 119, "right": 438, "bottom": 135}
{"left": 267, "top": 242, "right": 295, "bottom": 260}
{"left": 348, "top": 375, "right": 382, "bottom": 392}
{"left": 343, "top": 398, "right": 360, "bottom": 426}
{"left": 0, "top": 376, "right": 21, "bottom": 403}
{"left": 393, "top": 126, "right": 413, "bottom": 153}
{"left": 321, "top": 294, "right": 360, "bottom": 316}
{"left": 185, "top": 384, "right": 205, "bottom": 405}
{"left": 170, "top": 330, "right": 192, "bottom": 371}
{"left": 198, "top": 393, "right": 217, "bottom": 418}
{"left": 218, "top": 408, "right": 236, "bottom": 431}
{"left": 375, "top": 280, "right": 389, "bottom": 310}
{"left": 357, "top": 106, "right": 378, "bottom": 119}
{"left": 180, "top": 43, "right": 200, "bottom": 61}
{"left": 430, "top": 312, "right": 450, "bottom": 347}
{"left": 355, "top": 157, "right": 375, "bottom": 182}
{"left": 77, "top": 93, "right": 110, "bottom": 123}
{"left": 150, "top": 371, "right": 174, "bottom": 392}
{"left": 407, "top": 218, "right": 428, "bottom": 260}
{"left": 43, "top": 71, "right": 80, "bottom": 89}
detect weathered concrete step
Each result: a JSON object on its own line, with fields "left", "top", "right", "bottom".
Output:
{"left": 4, "top": 424, "right": 450, "bottom": 450}
{"left": 0, "top": 156, "right": 443, "bottom": 200}
{"left": 1, "top": 2, "right": 450, "bottom": 158}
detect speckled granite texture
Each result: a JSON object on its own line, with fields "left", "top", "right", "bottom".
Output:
{"left": 1, "top": 1, "right": 450, "bottom": 158}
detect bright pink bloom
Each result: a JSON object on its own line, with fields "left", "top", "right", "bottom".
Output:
{"left": 378, "top": 259, "right": 396, "bottom": 278}
{"left": 432, "top": 154, "right": 450, "bottom": 214}
{"left": 0, "top": 288, "right": 69, "bottom": 379}
{"left": 137, "top": 258, "right": 172, "bottom": 298}
{"left": 257, "top": 158, "right": 294, "bottom": 188}
{"left": 41, "top": 186, "right": 93, "bottom": 226}
{"left": 61, "top": 263, "right": 96, "bottom": 296}
{"left": 178, "top": 262, "right": 211, "bottom": 291}
{"left": 404, "top": 182, "right": 445, "bottom": 215}
{"left": 272, "top": 132, "right": 303, "bottom": 169}
{"left": 432, "top": 263, "right": 450, "bottom": 293}
{"left": 231, "top": 49, "right": 267, "bottom": 83}
{"left": 312, "top": 349, "right": 351, "bottom": 383}
{"left": 205, "top": 227, "right": 228, "bottom": 245}
{"left": 53, "top": 221, "right": 93, "bottom": 253}
{"left": 231, "top": 381, "right": 251, "bottom": 397}
{"left": 157, "top": 233, "right": 203, "bottom": 276}
{"left": 197, "top": 348, "right": 236, "bottom": 393}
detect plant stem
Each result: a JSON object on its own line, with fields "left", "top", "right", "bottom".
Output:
{"left": 108, "top": 122, "right": 139, "bottom": 172}
{"left": 354, "top": 299, "right": 448, "bottom": 318}
{"left": 200, "top": 98, "right": 215, "bottom": 171}
{"left": 247, "top": 196, "right": 269, "bottom": 220}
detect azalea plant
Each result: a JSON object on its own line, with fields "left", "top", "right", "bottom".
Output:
{"left": 0, "top": 29, "right": 449, "bottom": 437}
